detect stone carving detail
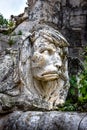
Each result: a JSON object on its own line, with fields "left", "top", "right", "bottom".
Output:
{"left": 28, "top": 25, "right": 69, "bottom": 108}
{"left": 0, "top": 25, "right": 69, "bottom": 112}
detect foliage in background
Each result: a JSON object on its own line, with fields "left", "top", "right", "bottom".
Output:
{"left": 8, "top": 38, "right": 15, "bottom": 46}
{"left": 58, "top": 47, "right": 87, "bottom": 112}
{"left": 8, "top": 20, "right": 15, "bottom": 28}
{"left": 17, "top": 30, "right": 22, "bottom": 35}
{"left": 0, "top": 13, "right": 8, "bottom": 27}
{"left": 0, "top": 13, "right": 23, "bottom": 36}
{"left": 0, "top": 13, "right": 15, "bottom": 35}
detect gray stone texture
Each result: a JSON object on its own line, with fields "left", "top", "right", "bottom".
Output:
{"left": 0, "top": 0, "right": 87, "bottom": 129}
{"left": 0, "top": 111, "right": 86, "bottom": 130}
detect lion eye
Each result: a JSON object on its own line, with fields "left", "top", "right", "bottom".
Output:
{"left": 40, "top": 49, "right": 48, "bottom": 53}
{"left": 39, "top": 46, "right": 56, "bottom": 54}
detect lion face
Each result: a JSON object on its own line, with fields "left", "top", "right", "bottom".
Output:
{"left": 31, "top": 37, "right": 63, "bottom": 81}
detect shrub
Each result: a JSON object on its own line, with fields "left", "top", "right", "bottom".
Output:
{"left": 8, "top": 38, "right": 15, "bottom": 46}
{"left": 17, "top": 30, "right": 22, "bottom": 35}
{"left": 0, "top": 13, "right": 8, "bottom": 27}
{"left": 8, "top": 20, "right": 14, "bottom": 28}
{"left": 59, "top": 47, "right": 87, "bottom": 112}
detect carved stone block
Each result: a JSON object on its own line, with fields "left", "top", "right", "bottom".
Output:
{"left": 0, "top": 25, "right": 69, "bottom": 113}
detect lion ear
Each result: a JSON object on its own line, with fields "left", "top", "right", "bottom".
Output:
{"left": 30, "top": 31, "right": 36, "bottom": 43}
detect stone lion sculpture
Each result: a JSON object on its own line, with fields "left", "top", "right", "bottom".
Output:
{"left": 0, "top": 25, "right": 69, "bottom": 112}
{"left": 19, "top": 25, "right": 70, "bottom": 110}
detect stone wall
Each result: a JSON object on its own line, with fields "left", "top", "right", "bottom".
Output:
{"left": 60, "top": 0, "right": 87, "bottom": 59}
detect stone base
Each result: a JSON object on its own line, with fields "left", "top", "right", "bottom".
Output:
{"left": 0, "top": 111, "right": 87, "bottom": 130}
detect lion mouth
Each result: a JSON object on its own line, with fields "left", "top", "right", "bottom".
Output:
{"left": 41, "top": 71, "right": 59, "bottom": 81}
{"left": 35, "top": 71, "right": 66, "bottom": 81}
{"left": 42, "top": 71, "right": 58, "bottom": 76}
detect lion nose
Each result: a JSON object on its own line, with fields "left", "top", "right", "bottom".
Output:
{"left": 54, "top": 62, "right": 62, "bottom": 69}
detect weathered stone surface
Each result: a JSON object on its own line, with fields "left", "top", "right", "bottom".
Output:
{"left": 0, "top": 111, "right": 86, "bottom": 130}
{"left": 0, "top": 0, "right": 87, "bottom": 129}
{"left": 0, "top": 24, "right": 69, "bottom": 113}
{"left": 79, "top": 114, "right": 87, "bottom": 130}
{"left": 0, "top": 34, "right": 10, "bottom": 52}
{"left": 0, "top": 0, "right": 71, "bottom": 112}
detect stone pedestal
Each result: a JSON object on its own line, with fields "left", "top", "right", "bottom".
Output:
{"left": 0, "top": 111, "right": 87, "bottom": 130}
